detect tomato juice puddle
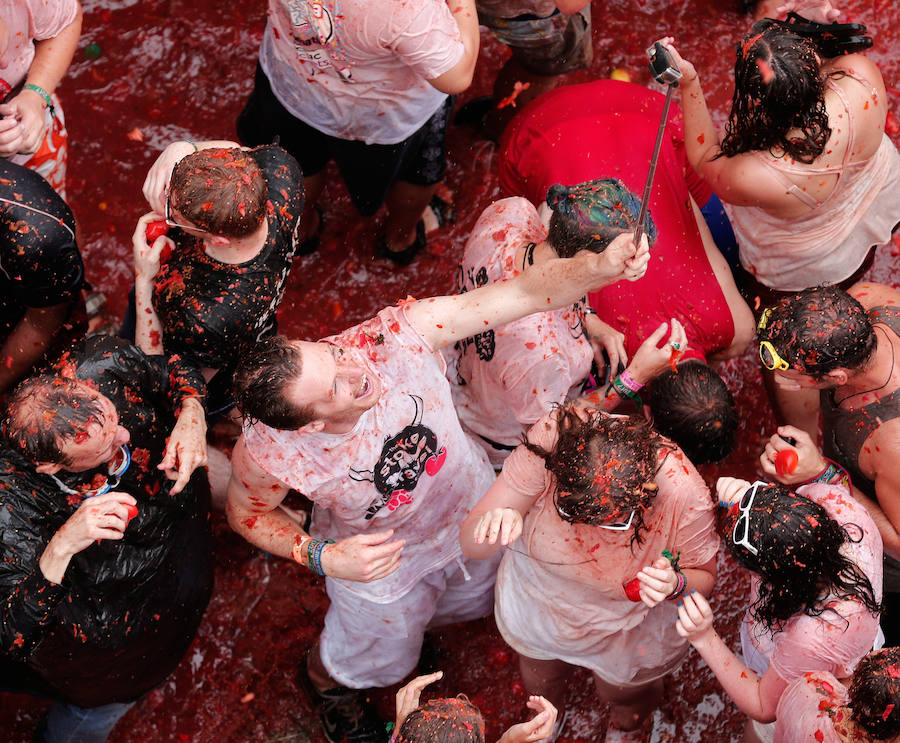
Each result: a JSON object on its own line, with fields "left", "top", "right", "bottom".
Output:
{"left": 1, "top": 0, "right": 898, "bottom": 740}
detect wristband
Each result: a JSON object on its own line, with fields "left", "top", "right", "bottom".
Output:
{"left": 619, "top": 370, "right": 644, "bottom": 393}
{"left": 611, "top": 375, "right": 643, "bottom": 409}
{"left": 24, "top": 83, "right": 55, "bottom": 118}
{"left": 800, "top": 458, "right": 850, "bottom": 490}
{"left": 184, "top": 139, "right": 198, "bottom": 151}
{"left": 307, "top": 539, "right": 336, "bottom": 576}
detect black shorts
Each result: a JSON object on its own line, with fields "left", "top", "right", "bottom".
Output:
{"left": 237, "top": 64, "right": 453, "bottom": 216}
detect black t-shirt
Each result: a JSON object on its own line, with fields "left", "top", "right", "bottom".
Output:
{"left": 0, "top": 160, "right": 84, "bottom": 337}
{"left": 152, "top": 145, "right": 303, "bottom": 374}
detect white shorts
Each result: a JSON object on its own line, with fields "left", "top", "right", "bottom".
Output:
{"left": 320, "top": 552, "right": 501, "bottom": 688}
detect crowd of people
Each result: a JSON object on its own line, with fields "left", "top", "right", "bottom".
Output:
{"left": 2, "top": 0, "right": 900, "bottom": 742}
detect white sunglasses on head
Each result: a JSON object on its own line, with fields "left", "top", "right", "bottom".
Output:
{"left": 730, "top": 480, "right": 767, "bottom": 556}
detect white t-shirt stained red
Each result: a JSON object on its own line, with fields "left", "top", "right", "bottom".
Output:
{"left": 446, "top": 197, "right": 594, "bottom": 460}
{"left": 260, "top": 0, "right": 463, "bottom": 144}
{"left": 243, "top": 304, "right": 496, "bottom": 603}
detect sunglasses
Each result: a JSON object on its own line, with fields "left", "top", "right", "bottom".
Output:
{"left": 757, "top": 308, "right": 790, "bottom": 371}
{"left": 597, "top": 509, "right": 636, "bottom": 531}
{"left": 50, "top": 444, "right": 132, "bottom": 499}
{"left": 730, "top": 480, "right": 767, "bottom": 556}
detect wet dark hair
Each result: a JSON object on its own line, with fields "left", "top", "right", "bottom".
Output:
{"left": 648, "top": 360, "right": 738, "bottom": 465}
{"left": 169, "top": 148, "right": 269, "bottom": 238}
{"left": 4, "top": 375, "right": 105, "bottom": 465}
{"left": 395, "top": 696, "right": 485, "bottom": 743}
{"left": 719, "top": 20, "right": 831, "bottom": 164}
{"left": 849, "top": 647, "right": 900, "bottom": 739}
{"left": 723, "top": 483, "right": 880, "bottom": 630}
{"left": 232, "top": 336, "right": 316, "bottom": 430}
{"left": 757, "top": 286, "right": 876, "bottom": 378}
{"left": 546, "top": 179, "right": 657, "bottom": 259}
{"left": 525, "top": 404, "right": 664, "bottom": 548}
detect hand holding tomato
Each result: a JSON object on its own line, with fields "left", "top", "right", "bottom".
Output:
{"left": 760, "top": 426, "right": 826, "bottom": 484}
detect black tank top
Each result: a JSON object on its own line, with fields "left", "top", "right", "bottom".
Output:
{"left": 821, "top": 304, "right": 900, "bottom": 591}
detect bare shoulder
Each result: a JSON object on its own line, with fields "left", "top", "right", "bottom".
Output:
{"left": 858, "top": 417, "right": 900, "bottom": 479}
{"left": 848, "top": 282, "right": 900, "bottom": 310}
{"left": 228, "top": 435, "right": 290, "bottom": 507}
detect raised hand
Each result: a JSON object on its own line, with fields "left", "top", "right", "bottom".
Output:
{"left": 40, "top": 492, "right": 138, "bottom": 584}
{"left": 160, "top": 398, "right": 208, "bottom": 494}
{"left": 626, "top": 318, "right": 688, "bottom": 386}
{"left": 498, "top": 695, "right": 558, "bottom": 743}
{"left": 583, "top": 314, "right": 627, "bottom": 381}
{"left": 759, "top": 426, "right": 826, "bottom": 485}
{"left": 472, "top": 507, "right": 523, "bottom": 546}
{"left": 394, "top": 671, "right": 444, "bottom": 732}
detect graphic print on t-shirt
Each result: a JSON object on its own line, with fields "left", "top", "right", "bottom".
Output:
{"left": 348, "top": 395, "right": 447, "bottom": 519}
{"left": 285, "top": 0, "right": 352, "bottom": 81}
{"left": 453, "top": 265, "right": 495, "bottom": 382}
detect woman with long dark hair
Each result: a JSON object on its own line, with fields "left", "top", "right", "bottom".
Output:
{"left": 661, "top": 14, "right": 900, "bottom": 300}
{"left": 460, "top": 403, "right": 719, "bottom": 742}
{"left": 676, "top": 476, "right": 882, "bottom": 743}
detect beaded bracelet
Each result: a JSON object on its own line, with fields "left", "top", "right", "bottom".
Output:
{"left": 24, "top": 83, "right": 55, "bottom": 118}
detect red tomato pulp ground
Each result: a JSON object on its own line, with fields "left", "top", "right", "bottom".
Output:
{"left": 2, "top": 0, "right": 899, "bottom": 740}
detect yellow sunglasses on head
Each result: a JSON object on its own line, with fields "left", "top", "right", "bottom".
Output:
{"left": 757, "top": 308, "right": 791, "bottom": 372}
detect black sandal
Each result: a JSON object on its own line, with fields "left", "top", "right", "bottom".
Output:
{"left": 377, "top": 220, "right": 427, "bottom": 266}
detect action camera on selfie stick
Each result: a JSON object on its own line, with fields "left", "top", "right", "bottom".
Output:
{"left": 633, "top": 43, "right": 683, "bottom": 248}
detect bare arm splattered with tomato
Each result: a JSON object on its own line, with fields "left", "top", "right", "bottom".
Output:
{"left": 132, "top": 213, "right": 169, "bottom": 357}
{"left": 226, "top": 436, "right": 405, "bottom": 582}
{"left": 408, "top": 231, "right": 650, "bottom": 351}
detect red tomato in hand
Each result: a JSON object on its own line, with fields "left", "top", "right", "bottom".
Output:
{"left": 775, "top": 449, "right": 799, "bottom": 477}
{"left": 145, "top": 220, "right": 169, "bottom": 243}
{"left": 125, "top": 504, "right": 139, "bottom": 521}
{"left": 886, "top": 110, "right": 900, "bottom": 137}
{"left": 624, "top": 577, "right": 642, "bottom": 602}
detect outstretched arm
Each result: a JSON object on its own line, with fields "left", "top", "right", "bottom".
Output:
{"left": 408, "top": 232, "right": 649, "bottom": 350}
{"left": 676, "top": 591, "right": 787, "bottom": 722}
{"left": 657, "top": 39, "right": 784, "bottom": 210}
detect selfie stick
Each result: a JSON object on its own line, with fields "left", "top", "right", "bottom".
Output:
{"left": 633, "top": 43, "right": 683, "bottom": 248}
